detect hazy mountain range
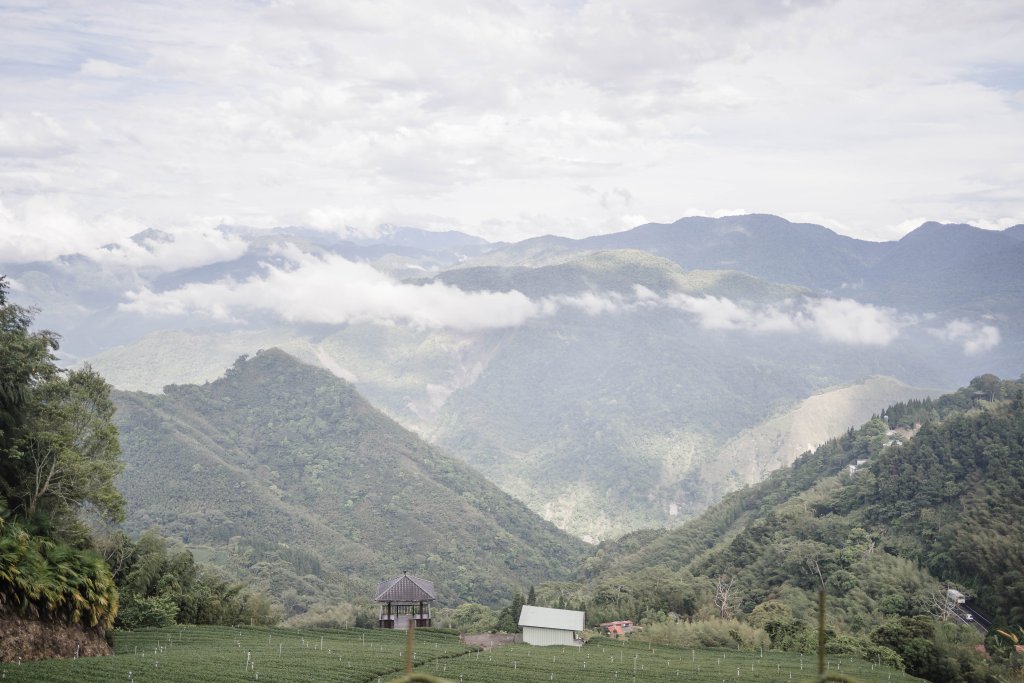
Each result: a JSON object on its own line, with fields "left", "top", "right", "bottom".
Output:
{"left": 4, "top": 214, "right": 1021, "bottom": 539}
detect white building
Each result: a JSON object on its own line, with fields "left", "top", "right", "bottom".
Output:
{"left": 518, "top": 605, "right": 585, "bottom": 647}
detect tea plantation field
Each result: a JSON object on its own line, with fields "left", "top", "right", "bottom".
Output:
{"left": 2, "top": 625, "right": 473, "bottom": 683}
{"left": 2, "top": 627, "right": 922, "bottom": 682}
{"left": 417, "top": 636, "right": 921, "bottom": 683}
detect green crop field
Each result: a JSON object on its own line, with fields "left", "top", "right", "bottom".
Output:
{"left": 416, "top": 636, "right": 921, "bottom": 683}
{"left": 1, "top": 626, "right": 473, "bottom": 683}
{"left": 2, "top": 628, "right": 921, "bottom": 683}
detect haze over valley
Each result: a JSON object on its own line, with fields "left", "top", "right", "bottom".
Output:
{"left": 5, "top": 214, "right": 1021, "bottom": 540}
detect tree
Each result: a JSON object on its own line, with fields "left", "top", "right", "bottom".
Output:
{"left": 13, "top": 367, "right": 124, "bottom": 531}
{"left": 496, "top": 589, "right": 525, "bottom": 632}
{"left": 714, "top": 575, "right": 738, "bottom": 619}
{"left": 0, "top": 281, "right": 123, "bottom": 631}
{"left": 0, "top": 278, "right": 60, "bottom": 487}
{"left": 0, "top": 280, "right": 124, "bottom": 537}
{"left": 436, "top": 603, "right": 496, "bottom": 633}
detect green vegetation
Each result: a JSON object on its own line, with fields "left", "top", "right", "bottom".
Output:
{"left": 112, "top": 349, "right": 588, "bottom": 610}
{"left": 420, "top": 636, "right": 918, "bottom": 683}
{"left": 1, "top": 278, "right": 121, "bottom": 630}
{"left": 103, "top": 530, "right": 278, "bottom": 629}
{"left": 574, "top": 375, "right": 1024, "bottom": 682}
{"left": 5, "top": 275, "right": 1023, "bottom": 681}
{"left": 5, "top": 625, "right": 474, "bottom": 682}
{"left": 5, "top": 625, "right": 922, "bottom": 683}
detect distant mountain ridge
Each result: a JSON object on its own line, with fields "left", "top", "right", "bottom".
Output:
{"left": 461, "top": 214, "right": 1024, "bottom": 311}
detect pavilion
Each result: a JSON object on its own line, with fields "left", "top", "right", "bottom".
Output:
{"left": 375, "top": 572, "right": 435, "bottom": 629}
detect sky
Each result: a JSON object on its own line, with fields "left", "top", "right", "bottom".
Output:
{"left": 2, "top": 0, "right": 1024, "bottom": 263}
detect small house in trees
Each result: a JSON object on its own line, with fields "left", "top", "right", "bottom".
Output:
{"left": 518, "top": 605, "right": 585, "bottom": 647}
{"left": 599, "top": 619, "right": 635, "bottom": 637}
{"left": 376, "top": 572, "right": 435, "bottom": 629}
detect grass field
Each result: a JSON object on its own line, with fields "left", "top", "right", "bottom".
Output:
{"left": 2, "top": 627, "right": 921, "bottom": 683}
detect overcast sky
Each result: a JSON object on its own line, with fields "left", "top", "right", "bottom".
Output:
{"left": 2, "top": 0, "right": 1023, "bottom": 259}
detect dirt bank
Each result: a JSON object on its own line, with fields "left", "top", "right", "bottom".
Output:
{"left": 0, "top": 609, "right": 111, "bottom": 662}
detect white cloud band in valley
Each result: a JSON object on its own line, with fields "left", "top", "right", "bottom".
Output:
{"left": 121, "top": 247, "right": 537, "bottom": 330}
{"left": 120, "top": 250, "right": 999, "bottom": 354}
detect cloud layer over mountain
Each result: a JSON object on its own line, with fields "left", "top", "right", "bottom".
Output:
{"left": 120, "top": 248, "right": 999, "bottom": 355}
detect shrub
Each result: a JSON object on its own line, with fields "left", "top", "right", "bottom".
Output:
{"left": 643, "top": 618, "right": 769, "bottom": 651}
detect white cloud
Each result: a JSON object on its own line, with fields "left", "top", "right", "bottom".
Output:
{"left": 663, "top": 294, "right": 798, "bottom": 334}
{"left": 0, "top": 0, "right": 1021, "bottom": 246}
{"left": 91, "top": 225, "right": 249, "bottom": 272}
{"left": 663, "top": 294, "right": 904, "bottom": 345}
{"left": 0, "top": 197, "right": 248, "bottom": 271}
{"left": 0, "top": 112, "right": 73, "bottom": 157}
{"left": 302, "top": 207, "right": 389, "bottom": 240}
{"left": 0, "top": 197, "right": 142, "bottom": 262}
{"left": 547, "top": 292, "right": 627, "bottom": 316}
{"left": 803, "top": 298, "right": 904, "bottom": 346}
{"left": 119, "top": 248, "right": 933, "bottom": 348}
{"left": 929, "top": 319, "right": 1002, "bottom": 355}
{"left": 121, "top": 247, "right": 540, "bottom": 330}
{"left": 79, "top": 59, "right": 135, "bottom": 79}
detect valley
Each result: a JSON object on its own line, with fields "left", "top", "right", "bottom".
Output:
{"left": 34, "top": 215, "right": 1020, "bottom": 538}
{"left": 3, "top": 216, "right": 1023, "bottom": 682}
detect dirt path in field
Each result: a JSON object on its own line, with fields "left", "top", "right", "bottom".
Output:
{"left": 460, "top": 633, "right": 522, "bottom": 650}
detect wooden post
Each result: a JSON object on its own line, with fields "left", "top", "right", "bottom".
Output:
{"left": 818, "top": 590, "right": 826, "bottom": 677}
{"left": 405, "top": 620, "right": 415, "bottom": 674}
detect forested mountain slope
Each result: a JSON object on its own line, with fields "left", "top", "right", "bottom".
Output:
{"left": 112, "top": 349, "right": 587, "bottom": 609}
{"left": 585, "top": 375, "right": 1024, "bottom": 627}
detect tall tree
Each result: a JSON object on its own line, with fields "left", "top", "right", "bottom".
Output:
{"left": 0, "top": 279, "right": 123, "bottom": 537}
{"left": 0, "top": 278, "right": 122, "bottom": 630}
{"left": 1, "top": 278, "right": 59, "bottom": 475}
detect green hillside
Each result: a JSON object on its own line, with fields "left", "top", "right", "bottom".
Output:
{"left": 587, "top": 375, "right": 1024, "bottom": 617}
{"left": 573, "top": 375, "right": 1024, "bottom": 682}
{"left": 112, "top": 349, "right": 588, "bottom": 610}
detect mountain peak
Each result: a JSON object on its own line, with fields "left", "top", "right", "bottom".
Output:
{"left": 898, "top": 221, "right": 991, "bottom": 243}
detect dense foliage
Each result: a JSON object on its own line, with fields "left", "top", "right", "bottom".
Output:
{"left": 0, "top": 518, "right": 117, "bottom": 628}
{"left": 112, "top": 349, "right": 588, "bottom": 610}
{"left": 0, "top": 279, "right": 122, "bottom": 630}
{"left": 573, "top": 375, "right": 1024, "bottom": 682}
{"left": 102, "top": 530, "right": 278, "bottom": 629}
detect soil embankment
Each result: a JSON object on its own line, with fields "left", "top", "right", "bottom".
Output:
{"left": 0, "top": 609, "right": 111, "bottom": 662}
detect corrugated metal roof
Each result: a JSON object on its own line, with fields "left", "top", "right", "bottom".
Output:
{"left": 375, "top": 573, "right": 436, "bottom": 602}
{"left": 518, "top": 605, "right": 585, "bottom": 631}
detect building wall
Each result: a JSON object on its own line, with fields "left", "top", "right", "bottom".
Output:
{"left": 522, "top": 626, "right": 578, "bottom": 647}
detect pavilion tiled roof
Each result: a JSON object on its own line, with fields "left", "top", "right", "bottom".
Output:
{"left": 375, "top": 573, "right": 436, "bottom": 603}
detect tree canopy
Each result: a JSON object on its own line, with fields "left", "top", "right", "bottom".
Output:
{"left": 1, "top": 278, "right": 123, "bottom": 628}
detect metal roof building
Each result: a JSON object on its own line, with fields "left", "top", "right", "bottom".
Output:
{"left": 518, "top": 605, "right": 585, "bottom": 647}
{"left": 375, "top": 573, "right": 436, "bottom": 629}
